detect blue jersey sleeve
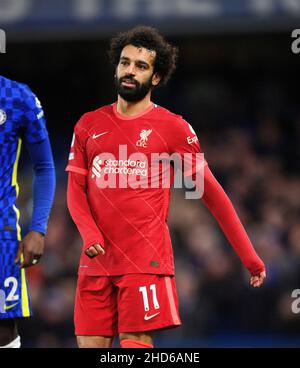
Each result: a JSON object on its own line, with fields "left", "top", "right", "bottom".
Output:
{"left": 20, "top": 84, "right": 48, "bottom": 143}
{"left": 26, "top": 138, "right": 56, "bottom": 235}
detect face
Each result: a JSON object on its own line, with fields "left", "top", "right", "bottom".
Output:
{"left": 115, "top": 44, "right": 161, "bottom": 102}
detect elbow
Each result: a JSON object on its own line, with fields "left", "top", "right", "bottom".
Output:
{"left": 67, "top": 172, "right": 86, "bottom": 211}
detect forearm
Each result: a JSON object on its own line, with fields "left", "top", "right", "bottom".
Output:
{"left": 197, "top": 166, "right": 265, "bottom": 276}
{"left": 67, "top": 172, "right": 104, "bottom": 250}
{"left": 26, "top": 138, "right": 56, "bottom": 235}
{"left": 30, "top": 167, "right": 56, "bottom": 234}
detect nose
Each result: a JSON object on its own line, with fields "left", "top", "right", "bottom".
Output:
{"left": 126, "top": 62, "right": 136, "bottom": 75}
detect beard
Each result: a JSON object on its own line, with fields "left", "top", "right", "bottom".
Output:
{"left": 115, "top": 74, "right": 153, "bottom": 102}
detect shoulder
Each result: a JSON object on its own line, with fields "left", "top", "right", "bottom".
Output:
{"left": 84, "top": 105, "right": 112, "bottom": 121}
{"left": 4, "top": 76, "right": 33, "bottom": 96}
{"left": 0, "top": 75, "right": 19, "bottom": 88}
{"left": 151, "top": 104, "right": 179, "bottom": 120}
{"left": 0, "top": 75, "right": 30, "bottom": 99}
{"left": 9, "top": 78, "right": 40, "bottom": 109}
{"left": 75, "top": 104, "right": 112, "bottom": 132}
{"left": 0, "top": 77, "right": 43, "bottom": 118}
{"left": 153, "top": 104, "right": 193, "bottom": 132}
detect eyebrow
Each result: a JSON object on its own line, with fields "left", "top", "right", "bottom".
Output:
{"left": 120, "top": 56, "right": 150, "bottom": 68}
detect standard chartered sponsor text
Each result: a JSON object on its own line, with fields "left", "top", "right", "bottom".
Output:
{"left": 89, "top": 145, "right": 205, "bottom": 199}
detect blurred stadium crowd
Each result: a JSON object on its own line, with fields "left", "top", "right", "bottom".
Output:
{"left": 2, "top": 33, "right": 299, "bottom": 347}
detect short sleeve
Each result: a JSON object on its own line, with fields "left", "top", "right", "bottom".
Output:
{"left": 169, "top": 117, "right": 207, "bottom": 177}
{"left": 21, "top": 84, "right": 48, "bottom": 143}
{"left": 65, "top": 116, "right": 88, "bottom": 176}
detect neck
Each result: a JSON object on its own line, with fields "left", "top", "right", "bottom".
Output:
{"left": 117, "top": 94, "right": 152, "bottom": 117}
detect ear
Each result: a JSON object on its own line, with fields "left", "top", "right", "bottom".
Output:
{"left": 152, "top": 72, "right": 161, "bottom": 86}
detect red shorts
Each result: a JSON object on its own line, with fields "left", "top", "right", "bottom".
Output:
{"left": 74, "top": 273, "right": 181, "bottom": 336}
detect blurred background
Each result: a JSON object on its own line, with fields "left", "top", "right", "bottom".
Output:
{"left": 1, "top": 0, "right": 300, "bottom": 347}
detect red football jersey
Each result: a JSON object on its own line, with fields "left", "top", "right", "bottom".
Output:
{"left": 66, "top": 103, "right": 205, "bottom": 276}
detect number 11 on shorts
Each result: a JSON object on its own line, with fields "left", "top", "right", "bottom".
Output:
{"left": 139, "top": 284, "right": 160, "bottom": 311}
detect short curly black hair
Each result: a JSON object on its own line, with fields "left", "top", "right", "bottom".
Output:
{"left": 108, "top": 25, "right": 178, "bottom": 87}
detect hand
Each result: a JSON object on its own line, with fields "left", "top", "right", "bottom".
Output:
{"left": 85, "top": 244, "right": 105, "bottom": 258}
{"left": 250, "top": 270, "right": 266, "bottom": 288}
{"left": 15, "top": 231, "right": 45, "bottom": 268}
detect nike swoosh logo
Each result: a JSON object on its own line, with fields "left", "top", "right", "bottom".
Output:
{"left": 4, "top": 302, "right": 19, "bottom": 311}
{"left": 92, "top": 131, "right": 109, "bottom": 139}
{"left": 144, "top": 312, "right": 160, "bottom": 321}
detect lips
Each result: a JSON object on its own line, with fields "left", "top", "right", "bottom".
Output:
{"left": 121, "top": 78, "right": 137, "bottom": 87}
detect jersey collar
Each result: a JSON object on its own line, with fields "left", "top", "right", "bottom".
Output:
{"left": 112, "top": 102, "right": 155, "bottom": 120}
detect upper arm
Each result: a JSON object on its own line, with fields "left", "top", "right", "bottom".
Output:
{"left": 20, "top": 84, "right": 48, "bottom": 143}
{"left": 68, "top": 170, "right": 87, "bottom": 189}
{"left": 66, "top": 117, "right": 89, "bottom": 176}
{"left": 168, "top": 117, "right": 207, "bottom": 177}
